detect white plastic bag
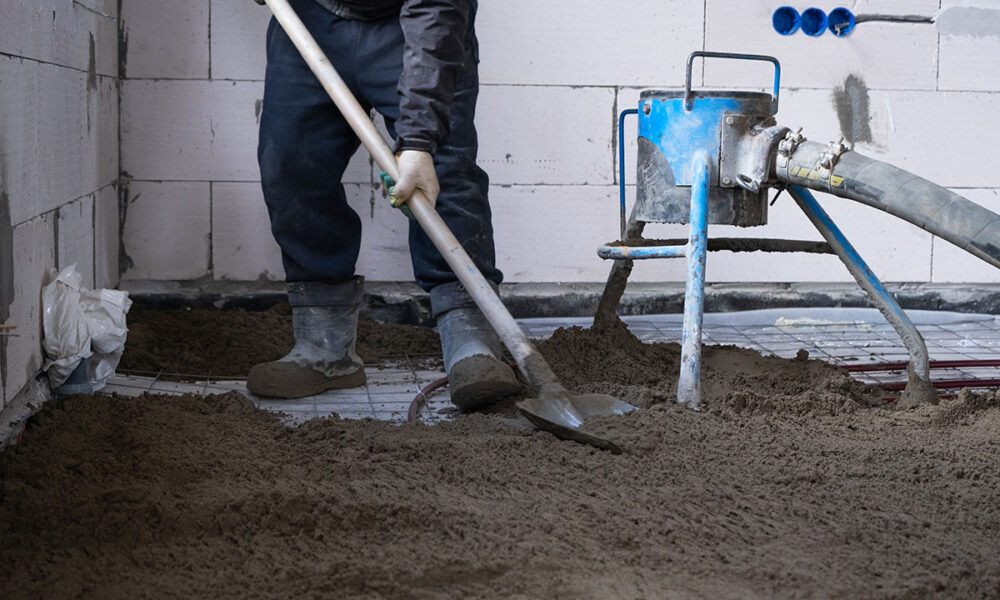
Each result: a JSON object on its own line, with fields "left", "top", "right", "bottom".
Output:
{"left": 41, "top": 265, "right": 132, "bottom": 391}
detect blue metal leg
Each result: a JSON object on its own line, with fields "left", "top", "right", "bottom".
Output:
{"left": 597, "top": 245, "right": 688, "bottom": 260}
{"left": 788, "top": 185, "right": 937, "bottom": 405}
{"left": 678, "top": 151, "right": 711, "bottom": 409}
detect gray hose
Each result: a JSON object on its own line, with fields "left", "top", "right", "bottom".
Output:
{"left": 775, "top": 141, "right": 1000, "bottom": 269}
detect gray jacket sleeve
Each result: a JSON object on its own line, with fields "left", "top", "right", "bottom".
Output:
{"left": 393, "top": 0, "right": 473, "bottom": 155}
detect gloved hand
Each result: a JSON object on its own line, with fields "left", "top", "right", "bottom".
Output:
{"left": 391, "top": 150, "right": 439, "bottom": 210}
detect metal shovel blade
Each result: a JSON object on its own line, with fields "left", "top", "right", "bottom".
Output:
{"left": 517, "top": 383, "right": 636, "bottom": 454}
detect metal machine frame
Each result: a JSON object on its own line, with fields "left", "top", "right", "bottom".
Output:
{"left": 598, "top": 52, "right": 937, "bottom": 409}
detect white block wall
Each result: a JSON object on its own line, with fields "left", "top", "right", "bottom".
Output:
{"left": 115, "top": 0, "right": 1000, "bottom": 287}
{"left": 0, "top": 0, "right": 120, "bottom": 410}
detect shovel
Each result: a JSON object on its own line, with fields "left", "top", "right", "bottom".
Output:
{"left": 263, "top": 0, "right": 635, "bottom": 453}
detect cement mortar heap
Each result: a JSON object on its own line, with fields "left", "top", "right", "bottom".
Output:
{"left": 1, "top": 309, "right": 998, "bottom": 599}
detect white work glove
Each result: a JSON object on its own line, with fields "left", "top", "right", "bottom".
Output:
{"left": 391, "top": 150, "right": 440, "bottom": 210}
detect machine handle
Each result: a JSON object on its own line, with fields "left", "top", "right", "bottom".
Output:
{"left": 684, "top": 51, "right": 781, "bottom": 114}
{"left": 617, "top": 108, "right": 638, "bottom": 240}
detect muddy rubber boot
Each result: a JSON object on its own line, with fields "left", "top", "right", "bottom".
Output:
{"left": 431, "top": 282, "right": 521, "bottom": 410}
{"left": 247, "top": 277, "right": 366, "bottom": 399}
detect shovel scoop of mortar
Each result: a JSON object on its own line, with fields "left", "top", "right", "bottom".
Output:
{"left": 517, "top": 382, "right": 636, "bottom": 454}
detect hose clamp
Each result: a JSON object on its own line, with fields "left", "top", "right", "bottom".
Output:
{"left": 775, "top": 127, "right": 805, "bottom": 180}
{"left": 816, "top": 137, "right": 851, "bottom": 180}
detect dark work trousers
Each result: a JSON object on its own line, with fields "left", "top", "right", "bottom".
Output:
{"left": 257, "top": 0, "right": 501, "bottom": 292}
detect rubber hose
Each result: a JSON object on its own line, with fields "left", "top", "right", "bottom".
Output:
{"left": 775, "top": 141, "right": 1000, "bottom": 269}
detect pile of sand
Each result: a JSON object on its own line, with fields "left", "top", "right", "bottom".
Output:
{"left": 2, "top": 314, "right": 998, "bottom": 598}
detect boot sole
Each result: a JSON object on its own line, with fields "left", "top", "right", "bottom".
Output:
{"left": 247, "top": 365, "right": 366, "bottom": 399}
{"left": 448, "top": 355, "right": 522, "bottom": 411}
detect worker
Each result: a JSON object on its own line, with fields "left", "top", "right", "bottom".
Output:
{"left": 246, "top": 0, "right": 520, "bottom": 409}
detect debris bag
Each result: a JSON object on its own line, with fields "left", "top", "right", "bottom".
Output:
{"left": 41, "top": 265, "right": 132, "bottom": 392}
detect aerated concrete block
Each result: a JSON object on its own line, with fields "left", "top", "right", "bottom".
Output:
{"left": 122, "top": 0, "right": 209, "bottom": 79}
{"left": 862, "top": 91, "right": 1000, "bottom": 189}
{"left": 89, "top": 74, "right": 120, "bottom": 192}
{"left": 122, "top": 79, "right": 372, "bottom": 183}
{"left": 0, "top": 58, "right": 106, "bottom": 225}
{"left": 477, "top": 85, "right": 616, "bottom": 186}
{"left": 477, "top": 0, "right": 704, "bottom": 87}
{"left": 712, "top": 189, "right": 933, "bottom": 283}
{"left": 57, "top": 195, "right": 96, "bottom": 287}
{"left": 0, "top": 0, "right": 117, "bottom": 76}
{"left": 938, "top": 1, "right": 1000, "bottom": 92}
{"left": 4, "top": 214, "right": 55, "bottom": 404}
{"left": 94, "top": 184, "right": 120, "bottom": 289}
{"left": 211, "top": 182, "right": 284, "bottom": 281}
{"left": 489, "top": 185, "right": 623, "bottom": 283}
{"left": 121, "top": 181, "right": 211, "bottom": 280}
{"left": 122, "top": 80, "right": 260, "bottom": 181}
{"left": 210, "top": 0, "right": 271, "bottom": 81}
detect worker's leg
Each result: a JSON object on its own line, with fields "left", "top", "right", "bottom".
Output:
{"left": 359, "top": 14, "right": 519, "bottom": 409}
{"left": 258, "top": 0, "right": 364, "bottom": 284}
{"left": 250, "top": 1, "right": 368, "bottom": 398}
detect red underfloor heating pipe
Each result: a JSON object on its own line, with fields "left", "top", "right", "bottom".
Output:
{"left": 844, "top": 359, "right": 1000, "bottom": 401}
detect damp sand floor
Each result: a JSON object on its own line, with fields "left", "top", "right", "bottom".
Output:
{"left": 2, "top": 307, "right": 1000, "bottom": 599}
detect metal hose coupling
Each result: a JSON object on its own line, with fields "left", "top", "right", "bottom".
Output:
{"left": 726, "top": 123, "right": 790, "bottom": 193}
{"left": 774, "top": 130, "right": 854, "bottom": 194}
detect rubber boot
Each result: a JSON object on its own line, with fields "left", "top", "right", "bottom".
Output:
{"left": 247, "top": 277, "right": 366, "bottom": 399}
{"left": 431, "top": 282, "right": 521, "bottom": 410}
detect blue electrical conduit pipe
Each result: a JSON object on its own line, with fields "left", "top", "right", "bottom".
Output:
{"left": 787, "top": 186, "right": 937, "bottom": 405}
{"left": 827, "top": 8, "right": 934, "bottom": 37}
